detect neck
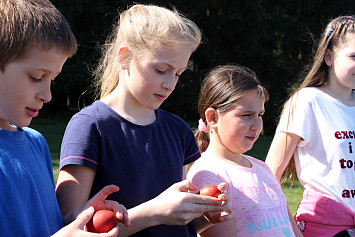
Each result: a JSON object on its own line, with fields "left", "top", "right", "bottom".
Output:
{"left": 101, "top": 88, "right": 156, "bottom": 125}
{"left": 205, "top": 143, "right": 251, "bottom": 168}
{"left": 320, "top": 84, "right": 355, "bottom": 106}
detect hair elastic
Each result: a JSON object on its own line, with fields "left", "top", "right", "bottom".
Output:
{"left": 325, "top": 28, "right": 333, "bottom": 36}
{"left": 198, "top": 119, "right": 208, "bottom": 133}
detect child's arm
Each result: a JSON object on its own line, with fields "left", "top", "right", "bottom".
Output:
{"left": 265, "top": 131, "right": 301, "bottom": 181}
{"left": 113, "top": 179, "right": 234, "bottom": 236}
{"left": 56, "top": 165, "right": 233, "bottom": 237}
{"left": 287, "top": 206, "right": 304, "bottom": 236}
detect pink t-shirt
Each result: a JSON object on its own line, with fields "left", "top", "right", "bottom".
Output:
{"left": 187, "top": 153, "right": 295, "bottom": 237}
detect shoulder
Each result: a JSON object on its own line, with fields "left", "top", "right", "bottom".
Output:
{"left": 158, "top": 109, "right": 188, "bottom": 125}
{"left": 22, "top": 127, "right": 46, "bottom": 144}
{"left": 21, "top": 127, "right": 50, "bottom": 156}
{"left": 244, "top": 155, "right": 267, "bottom": 167}
{"left": 68, "top": 101, "right": 119, "bottom": 129}
{"left": 289, "top": 87, "right": 318, "bottom": 104}
{"left": 244, "top": 154, "right": 274, "bottom": 173}
{"left": 157, "top": 109, "right": 191, "bottom": 132}
{"left": 292, "top": 87, "right": 328, "bottom": 104}
{"left": 74, "top": 101, "right": 113, "bottom": 121}
{"left": 188, "top": 154, "right": 221, "bottom": 176}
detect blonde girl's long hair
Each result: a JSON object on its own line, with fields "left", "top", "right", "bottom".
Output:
{"left": 94, "top": 4, "right": 202, "bottom": 99}
{"left": 195, "top": 64, "right": 269, "bottom": 153}
{"left": 281, "top": 15, "right": 355, "bottom": 184}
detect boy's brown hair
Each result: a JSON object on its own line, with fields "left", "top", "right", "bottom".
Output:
{"left": 0, "top": 0, "right": 77, "bottom": 71}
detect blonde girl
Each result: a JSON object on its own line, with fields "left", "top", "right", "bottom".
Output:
{"left": 55, "top": 4, "right": 233, "bottom": 237}
{"left": 266, "top": 15, "right": 355, "bottom": 236}
{"left": 187, "top": 65, "right": 302, "bottom": 236}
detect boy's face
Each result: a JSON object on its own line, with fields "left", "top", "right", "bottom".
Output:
{"left": 0, "top": 48, "right": 68, "bottom": 130}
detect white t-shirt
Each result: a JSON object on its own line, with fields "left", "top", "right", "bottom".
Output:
{"left": 277, "top": 87, "right": 355, "bottom": 211}
{"left": 187, "top": 153, "right": 295, "bottom": 237}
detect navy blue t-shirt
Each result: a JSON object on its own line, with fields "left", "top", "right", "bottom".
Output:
{"left": 60, "top": 101, "right": 200, "bottom": 237}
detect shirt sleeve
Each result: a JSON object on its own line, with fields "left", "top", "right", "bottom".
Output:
{"left": 276, "top": 90, "right": 314, "bottom": 146}
{"left": 59, "top": 113, "right": 100, "bottom": 171}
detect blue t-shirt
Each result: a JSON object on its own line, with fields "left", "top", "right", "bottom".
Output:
{"left": 0, "top": 127, "right": 63, "bottom": 236}
{"left": 60, "top": 101, "right": 201, "bottom": 237}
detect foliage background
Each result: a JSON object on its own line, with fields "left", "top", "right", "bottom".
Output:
{"left": 49, "top": 0, "right": 355, "bottom": 135}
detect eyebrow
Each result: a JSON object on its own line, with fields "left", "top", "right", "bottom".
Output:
{"left": 242, "top": 109, "right": 265, "bottom": 114}
{"left": 158, "top": 62, "right": 187, "bottom": 71}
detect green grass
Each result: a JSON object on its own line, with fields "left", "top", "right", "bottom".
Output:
{"left": 30, "top": 118, "right": 303, "bottom": 214}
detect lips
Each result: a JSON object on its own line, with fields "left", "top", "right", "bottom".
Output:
{"left": 155, "top": 94, "right": 167, "bottom": 102}
{"left": 245, "top": 134, "right": 258, "bottom": 141}
{"left": 26, "top": 107, "right": 40, "bottom": 118}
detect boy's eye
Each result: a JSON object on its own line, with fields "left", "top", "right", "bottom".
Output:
{"left": 30, "top": 76, "right": 42, "bottom": 81}
{"left": 155, "top": 68, "right": 165, "bottom": 74}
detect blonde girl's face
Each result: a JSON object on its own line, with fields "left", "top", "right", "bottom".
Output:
{"left": 216, "top": 90, "right": 265, "bottom": 155}
{"left": 326, "top": 33, "right": 355, "bottom": 92}
{"left": 125, "top": 43, "right": 193, "bottom": 111}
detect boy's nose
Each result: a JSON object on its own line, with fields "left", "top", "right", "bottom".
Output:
{"left": 37, "top": 83, "right": 52, "bottom": 103}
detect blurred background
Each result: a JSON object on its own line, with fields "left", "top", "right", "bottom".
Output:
{"left": 48, "top": 0, "right": 355, "bottom": 136}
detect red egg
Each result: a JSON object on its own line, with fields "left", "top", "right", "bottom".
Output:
{"left": 199, "top": 185, "right": 221, "bottom": 198}
{"left": 199, "top": 185, "right": 223, "bottom": 223}
{"left": 87, "top": 210, "right": 118, "bottom": 233}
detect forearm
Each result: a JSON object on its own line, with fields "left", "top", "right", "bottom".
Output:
{"left": 115, "top": 201, "right": 160, "bottom": 236}
{"left": 287, "top": 206, "right": 303, "bottom": 237}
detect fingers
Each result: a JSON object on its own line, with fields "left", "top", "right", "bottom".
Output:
{"left": 91, "top": 185, "right": 119, "bottom": 202}
{"left": 75, "top": 206, "right": 95, "bottom": 229}
{"left": 217, "top": 182, "right": 227, "bottom": 192}
{"left": 104, "top": 227, "right": 119, "bottom": 236}
{"left": 173, "top": 179, "right": 198, "bottom": 192}
{"left": 220, "top": 210, "right": 235, "bottom": 222}
{"left": 104, "top": 200, "right": 130, "bottom": 227}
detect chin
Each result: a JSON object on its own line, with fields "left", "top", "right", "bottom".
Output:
{"left": 15, "top": 119, "right": 32, "bottom": 128}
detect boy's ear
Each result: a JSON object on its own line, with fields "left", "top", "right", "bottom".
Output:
{"left": 118, "top": 46, "right": 131, "bottom": 69}
{"left": 324, "top": 49, "right": 333, "bottom": 67}
{"left": 205, "top": 108, "right": 219, "bottom": 129}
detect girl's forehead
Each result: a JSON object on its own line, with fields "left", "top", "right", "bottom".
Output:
{"left": 336, "top": 33, "right": 355, "bottom": 50}
{"left": 141, "top": 44, "right": 193, "bottom": 66}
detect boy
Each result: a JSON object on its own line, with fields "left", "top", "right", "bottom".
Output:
{"left": 0, "top": 0, "right": 129, "bottom": 236}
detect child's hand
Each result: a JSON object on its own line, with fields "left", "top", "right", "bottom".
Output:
{"left": 203, "top": 183, "right": 235, "bottom": 224}
{"left": 52, "top": 206, "right": 119, "bottom": 237}
{"left": 64, "top": 185, "right": 130, "bottom": 228}
{"left": 148, "top": 179, "right": 232, "bottom": 226}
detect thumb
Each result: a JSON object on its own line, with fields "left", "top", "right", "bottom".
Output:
{"left": 74, "top": 206, "right": 95, "bottom": 229}
{"left": 175, "top": 179, "right": 198, "bottom": 192}
{"left": 91, "top": 185, "right": 119, "bottom": 202}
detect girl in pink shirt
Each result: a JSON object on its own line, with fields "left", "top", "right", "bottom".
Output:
{"left": 187, "top": 65, "right": 303, "bottom": 237}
